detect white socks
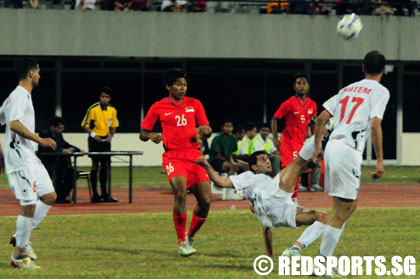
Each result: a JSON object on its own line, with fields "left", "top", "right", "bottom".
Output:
{"left": 16, "top": 216, "right": 33, "bottom": 248}
{"left": 32, "top": 200, "right": 52, "bottom": 231}
{"left": 299, "top": 136, "right": 315, "bottom": 161}
{"left": 319, "top": 225, "right": 343, "bottom": 257}
{"left": 297, "top": 221, "right": 325, "bottom": 248}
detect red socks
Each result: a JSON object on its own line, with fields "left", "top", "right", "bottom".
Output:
{"left": 173, "top": 214, "right": 187, "bottom": 245}
{"left": 187, "top": 213, "right": 207, "bottom": 239}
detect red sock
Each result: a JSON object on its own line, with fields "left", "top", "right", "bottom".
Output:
{"left": 292, "top": 178, "right": 300, "bottom": 198}
{"left": 187, "top": 213, "right": 207, "bottom": 239}
{"left": 173, "top": 214, "right": 187, "bottom": 245}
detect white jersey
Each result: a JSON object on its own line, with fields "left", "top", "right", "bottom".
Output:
{"left": 323, "top": 79, "right": 390, "bottom": 153}
{"left": 0, "top": 86, "right": 41, "bottom": 174}
{"left": 230, "top": 171, "right": 295, "bottom": 228}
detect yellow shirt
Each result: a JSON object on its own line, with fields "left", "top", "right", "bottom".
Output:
{"left": 81, "top": 102, "right": 119, "bottom": 137}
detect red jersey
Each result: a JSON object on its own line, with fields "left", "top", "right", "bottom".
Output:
{"left": 274, "top": 96, "right": 317, "bottom": 145}
{"left": 141, "top": 96, "right": 209, "bottom": 151}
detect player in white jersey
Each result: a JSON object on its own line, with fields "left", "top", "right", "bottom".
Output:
{"left": 0, "top": 58, "right": 57, "bottom": 269}
{"left": 197, "top": 144, "right": 330, "bottom": 258}
{"left": 312, "top": 51, "right": 390, "bottom": 267}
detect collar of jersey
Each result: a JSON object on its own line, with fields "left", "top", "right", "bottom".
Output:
{"left": 167, "top": 96, "right": 184, "bottom": 107}
{"left": 295, "top": 95, "right": 308, "bottom": 106}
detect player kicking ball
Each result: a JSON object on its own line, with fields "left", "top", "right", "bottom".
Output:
{"left": 196, "top": 140, "right": 331, "bottom": 259}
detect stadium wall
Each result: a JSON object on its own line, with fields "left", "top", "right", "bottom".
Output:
{"left": 0, "top": 10, "right": 419, "bottom": 60}
{"left": 0, "top": 133, "right": 417, "bottom": 166}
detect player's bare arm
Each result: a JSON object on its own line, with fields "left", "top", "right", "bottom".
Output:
{"left": 82, "top": 126, "right": 102, "bottom": 142}
{"left": 371, "top": 117, "right": 384, "bottom": 179}
{"left": 196, "top": 156, "right": 233, "bottom": 188}
{"left": 198, "top": 125, "right": 212, "bottom": 138}
{"left": 312, "top": 110, "right": 330, "bottom": 164}
{"left": 270, "top": 116, "right": 282, "bottom": 148}
{"left": 263, "top": 226, "right": 273, "bottom": 257}
{"left": 106, "top": 127, "right": 116, "bottom": 143}
{"left": 10, "top": 120, "right": 56, "bottom": 150}
{"left": 139, "top": 128, "right": 162, "bottom": 144}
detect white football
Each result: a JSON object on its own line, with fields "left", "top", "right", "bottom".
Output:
{"left": 336, "top": 13, "right": 363, "bottom": 40}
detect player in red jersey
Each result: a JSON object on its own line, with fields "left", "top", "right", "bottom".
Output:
{"left": 271, "top": 73, "right": 317, "bottom": 203}
{"left": 140, "top": 69, "right": 212, "bottom": 257}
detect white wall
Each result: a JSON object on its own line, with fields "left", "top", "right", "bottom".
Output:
{"left": 0, "top": 10, "right": 420, "bottom": 60}
{"left": 1, "top": 133, "right": 418, "bottom": 166}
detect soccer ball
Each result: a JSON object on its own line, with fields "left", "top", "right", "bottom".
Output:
{"left": 336, "top": 13, "right": 363, "bottom": 40}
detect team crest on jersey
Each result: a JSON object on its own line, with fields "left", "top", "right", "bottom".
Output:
{"left": 308, "top": 109, "right": 313, "bottom": 114}
{"left": 185, "top": 107, "right": 195, "bottom": 113}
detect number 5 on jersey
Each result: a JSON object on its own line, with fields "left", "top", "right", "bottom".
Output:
{"left": 175, "top": 114, "right": 187, "bottom": 127}
{"left": 165, "top": 163, "right": 174, "bottom": 175}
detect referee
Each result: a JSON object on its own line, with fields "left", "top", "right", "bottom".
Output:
{"left": 81, "top": 86, "right": 119, "bottom": 203}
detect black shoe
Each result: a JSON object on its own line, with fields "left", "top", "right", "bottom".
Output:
{"left": 91, "top": 195, "right": 102, "bottom": 203}
{"left": 109, "top": 197, "right": 119, "bottom": 203}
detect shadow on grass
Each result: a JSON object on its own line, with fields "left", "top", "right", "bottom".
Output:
{"left": 199, "top": 263, "right": 250, "bottom": 271}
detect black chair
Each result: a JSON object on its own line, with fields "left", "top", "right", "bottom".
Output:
{"left": 77, "top": 171, "right": 93, "bottom": 201}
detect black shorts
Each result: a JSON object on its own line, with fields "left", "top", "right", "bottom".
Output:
{"left": 88, "top": 136, "right": 111, "bottom": 162}
{"left": 209, "top": 159, "right": 226, "bottom": 173}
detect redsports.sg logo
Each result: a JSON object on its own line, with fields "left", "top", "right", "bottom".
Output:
{"left": 253, "top": 255, "right": 416, "bottom": 276}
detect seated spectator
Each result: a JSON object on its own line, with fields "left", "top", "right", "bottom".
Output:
{"left": 267, "top": 0, "right": 290, "bottom": 13}
{"left": 372, "top": 0, "right": 392, "bottom": 16}
{"left": 209, "top": 119, "right": 248, "bottom": 175}
{"left": 232, "top": 124, "right": 245, "bottom": 156}
{"left": 255, "top": 123, "right": 281, "bottom": 176}
{"left": 299, "top": 160, "right": 324, "bottom": 192}
{"left": 38, "top": 116, "right": 81, "bottom": 204}
{"left": 161, "top": 0, "right": 187, "bottom": 11}
{"left": 311, "top": 0, "right": 331, "bottom": 14}
{"left": 115, "top": 0, "right": 130, "bottom": 10}
{"left": 188, "top": 0, "right": 208, "bottom": 12}
{"left": 78, "top": 0, "right": 101, "bottom": 9}
{"left": 129, "top": 0, "right": 152, "bottom": 10}
{"left": 238, "top": 122, "right": 259, "bottom": 161}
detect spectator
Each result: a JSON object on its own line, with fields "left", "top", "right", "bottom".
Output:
{"left": 81, "top": 86, "right": 119, "bottom": 203}
{"left": 188, "top": 0, "right": 208, "bottom": 12}
{"left": 129, "top": 0, "right": 152, "bottom": 10}
{"left": 311, "top": 0, "right": 331, "bottom": 14}
{"left": 161, "top": 0, "right": 187, "bottom": 11}
{"left": 114, "top": 0, "right": 130, "bottom": 10}
{"left": 78, "top": 0, "right": 101, "bottom": 9}
{"left": 267, "top": 0, "right": 290, "bottom": 13}
{"left": 38, "top": 117, "right": 81, "bottom": 204}
{"left": 371, "top": 0, "right": 392, "bottom": 15}
{"left": 238, "top": 122, "right": 259, "bottom": 161}
{"left": 232, "top": 124, "right": 245, "bottom": 156}
{"left": 389, "top": 0, "right": 414, "bottom": 15}
{"left": 209, "top": 119, "right": 248, "bottom": 176}
{"left": 255, "top": 123, "right": 281, "bottom": 176}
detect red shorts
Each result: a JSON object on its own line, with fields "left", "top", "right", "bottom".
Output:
{"left": 162, "top": 149, "right": 210, "bottom": 188}
{"left": 279, "top": 141, "right": 303, "bottom": 168}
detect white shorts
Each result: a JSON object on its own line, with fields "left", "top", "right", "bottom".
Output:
{"left": 255, "top": 186, "right": 298, "bottom": 229}
{"left": 324, "top": 139, "right": 362, "bottom": 200}
{"left": 7, "top": 163, "right": 55, "bottom": 206}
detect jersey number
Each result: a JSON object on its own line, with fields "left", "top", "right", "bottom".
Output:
{"left": 338, "top": 96, "right": 364, "bottom": 124}
{"left": 165, "top": 163, "right": 174, "bottom": 175}
{"left": 300, "top": 115, "right": 305, "bottom": 124}
{"left": 175, "top": 114, "right": 187, "bottom": 127}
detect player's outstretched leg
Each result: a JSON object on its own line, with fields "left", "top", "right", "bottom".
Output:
{"left": 282, "top": 209, "right": 329, "bottom": 257}
{"left": 170, "top": 176, "right": 196, "bottom": 257}
{"left": 187, "top": 181, "right": 211, "bottom": 248}
{"left": 278, "top": 156, "right": 308, "bottom": 193}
